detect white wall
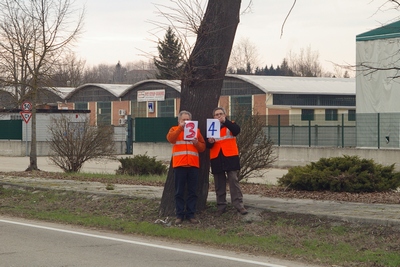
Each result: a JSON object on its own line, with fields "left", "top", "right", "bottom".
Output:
{"left": 356, "top": 37, "right": 400, "bottom": 113}
{"left": 131, "top": 143, "right": 400, "bottom": 171}
{"left": 2, "top": 141, "right": 400, "bottom": 171}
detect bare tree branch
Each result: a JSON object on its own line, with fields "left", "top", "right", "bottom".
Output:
{"left": 281, "top": 0, "right": 296, "bottom": 39}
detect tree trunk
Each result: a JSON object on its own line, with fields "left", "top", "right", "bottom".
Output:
{"left": 26, "top": 87, "right": 39, "bottom": 171}
{"left": 159, "top": 160, "right": 175, "bottom": 216}
{"left": 159, "top": 0, "right": 241, "bottom": 217}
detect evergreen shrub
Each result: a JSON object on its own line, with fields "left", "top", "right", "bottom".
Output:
{"left": 117, "top": 154, "right": 168, "bottom": 176}
{"left": 278, "top": 155, "right": 400, "bottom": 192}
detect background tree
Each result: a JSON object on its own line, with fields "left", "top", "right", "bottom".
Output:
{"left": 81, "top": 61, "right": 156, "bottom": 84}
{"left": 113, "top": 61, "right": 127, "bottom": 83}
{"left": 288, "top": 46, "right": 322, "bottom": 77}
{"left": 279, "top": 58, "right": 295, "bottom": 76}
{"left": 228, "top": 37, "right": 259, "bottom": 74}
{"left": 50, "top": 52, "right": 86, "bottom": 87}
{"left": 159, "top": 0, "right": 242, "bottom": 217}
{"left": 83, "top": 64, "right": 114, "bottom": 84}
{"left": 0, "top": 0, "right": 84, "bottom": 171}
{"left": 48, "top": 115, "right": 115, "bottom": 173}
{"left": 154, "top": 27, "right": 185, "bottom": 79}
{"left": 254, "top": 59, "right": 294, "bottom": 76}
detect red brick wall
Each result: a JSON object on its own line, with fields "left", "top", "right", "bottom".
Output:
{"left": 267, "top": 109, "right": 289, "bottom": 126}
{"left": 113, "top": 101, "right": 130, "bottom": 124}
{"left": 253, "top": 94, "right": 266, "bottom": 115}
{"left": 88, "top": 102, "right": 96, "bottom": 126}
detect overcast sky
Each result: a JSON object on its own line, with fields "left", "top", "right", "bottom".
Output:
{"left": 72, "top": 0, "right": 399, "bottom": 75}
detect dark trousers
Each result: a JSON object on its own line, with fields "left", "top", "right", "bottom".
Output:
{"left": 214, "top": 170, "right": 244, "bottom": 211}
{"left": 174, "top": 167, "right": 199, "bottom": 219}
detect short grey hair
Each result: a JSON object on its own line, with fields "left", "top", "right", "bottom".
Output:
{"left": 213, "top": 107, "right": 226, "bottom": 116}
{"left": 178, "top": 110, "right": 192, "bottom": 121}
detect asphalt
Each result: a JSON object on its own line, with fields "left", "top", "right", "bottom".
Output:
{"left": 1, "top": 156, "right": 400, "bottom": 228}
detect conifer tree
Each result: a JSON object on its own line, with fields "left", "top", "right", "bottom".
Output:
{"left": 154, "top": 27, "right": 184, "bottom": 79}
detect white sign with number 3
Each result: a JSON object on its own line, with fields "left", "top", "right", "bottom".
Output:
{"left": 184, "top": 120, "right": 198, "bottom": 140}
{"left": 207, "top": 119, "right": 220, "bottom": 138}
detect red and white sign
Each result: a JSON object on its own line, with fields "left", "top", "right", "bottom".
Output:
{"left": 137, "top": 89, "right": 165, "bottom": 102}
{"left": 20, "top": 111, "right": 32, "bottom": 124}
{"left": 184, "top": 120, "right": 198, "bottom": 140}
{"left": 21, "top": 101, "right": 32, "bottom": 111}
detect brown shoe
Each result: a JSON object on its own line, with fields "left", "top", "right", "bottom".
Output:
{"left": 216, "top": 209, "right": 226, "bottom": 217}
{"left": 238, "top": 208, "right": 248, "bottom": 215}
{"left": 175, "top": 218, "right": 183, "bottom": 224}
{"left": 189, "top": 218, "right": 199, "bottom": 224}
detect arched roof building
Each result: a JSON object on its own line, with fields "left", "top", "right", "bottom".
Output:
{"left": 66, "top": 84, "right": 131, "bottom": 102}
{"left": 1, "top": 75, "right": 355, "bottom": 127}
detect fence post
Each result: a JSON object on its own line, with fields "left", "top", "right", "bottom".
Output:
{"left": 378, "top": 113, "right": 380, "bottom": 149}
{"left": 278, "top": 115, "right": 281, "bottom": 146}
{"left": 308, "top": 120, "right": 311, "bottom": 147}
{"left": 125, "top": 115, "right": 133, "bottom": 154}
{"left": 291, "top": 124, "right": 295, "bottom": 146}
{"left": 341, "top": 114, "right": 344, "bottom": 148}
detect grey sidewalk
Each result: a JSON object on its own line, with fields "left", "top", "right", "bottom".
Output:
{"left": 1, "top": 156, "right": 400, "bottom": 227}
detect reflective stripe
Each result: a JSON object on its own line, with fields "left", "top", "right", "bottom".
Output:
{"left": 215, "top": 135, "right": 235, "bottom": 142}
{"left": 176, "top": 141, "right": 193, "bottom": 145}
{"left": 172, "top": 151, "right": 199, "bottom": 157}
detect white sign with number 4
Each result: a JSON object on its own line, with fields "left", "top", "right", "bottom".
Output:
{"left": 184, "top": 120, "right": 198, "bottom": 140}
{"left": 207, "top": 119, "right": 220, "bottom": 138}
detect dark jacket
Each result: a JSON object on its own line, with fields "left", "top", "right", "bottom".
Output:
{"left": 206, "top": 118, "right": 240, "bottom": 174}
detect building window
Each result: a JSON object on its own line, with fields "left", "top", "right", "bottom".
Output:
{"left": 273, "top": 94, "right": 355, "bottom": 106}
{"left": 97, "top": 102, "right": 111, "bottom": 126}
{"left": 75, "top": 102, "right": 88, "bottom": 110}
{"left": 301, "top": 109, "right": 314, "bottom": 121}
{"left": 325, "top": 109, "right": 338, "bottom": 121}
{"left": 348, "top": 110, "right": 356, "bottom": 121}
{"left": 157, "top": 99, "right": 175, "bottom": 117}
{"left": 231, "top": 95, "right": 252, "bottom": 117}
{"left": 131, "top": 101, "right": 147, "bottom": 118}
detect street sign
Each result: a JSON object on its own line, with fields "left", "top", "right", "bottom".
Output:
{"left": 21, "top": 101, "right": 32, "bottom": 111}
{"left": 20, "top": 111, "right": 32, "bottom": 124}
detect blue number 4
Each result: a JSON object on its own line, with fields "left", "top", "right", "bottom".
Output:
{"left": 208, "top": 122, "right": 217, "bottom": 136}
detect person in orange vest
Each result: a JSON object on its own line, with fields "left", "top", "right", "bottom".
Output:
{"left": 167, "top": 110, "right": 206, "bottom": 224}
{"left": 206, "top": 107, "right": 248, "bottom": 216}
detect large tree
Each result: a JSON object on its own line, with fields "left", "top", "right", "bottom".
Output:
{"left": 154, "top": 26, "right": 185, "bottom": 79}
{"left": 159, "top": 0, "right": 242, "bottom": 216}
{"left": 0, "top": 0, "right": 84, "bottom": 171}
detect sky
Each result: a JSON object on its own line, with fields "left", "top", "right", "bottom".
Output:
{"left": 72, "top": 0, "right": 400, "bottom": 75}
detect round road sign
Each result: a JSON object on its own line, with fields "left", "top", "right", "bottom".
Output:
{"left": 21, "top": 101, "right": 32, "bottom": 111}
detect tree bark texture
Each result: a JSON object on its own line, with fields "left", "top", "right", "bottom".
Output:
{"left": 159, "top": 0, "right": 241, "bottom": 217}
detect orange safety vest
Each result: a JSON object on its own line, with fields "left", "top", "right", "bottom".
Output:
{"left": 209, "top": 127, "right": 239, "bottom": 159}
{"left": 171, "top": 129, "right": 201, "bottom": 168}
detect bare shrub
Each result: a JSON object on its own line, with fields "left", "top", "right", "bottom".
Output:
{"left": 234, "top": 108, "right": 278, "bottom": 181}
{"left": 48, "top": 115, "right": 116, "bottom": 173}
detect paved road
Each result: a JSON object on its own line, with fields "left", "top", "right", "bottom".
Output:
{"left": 0, "top": 216, "right": 317, "bottom": 267}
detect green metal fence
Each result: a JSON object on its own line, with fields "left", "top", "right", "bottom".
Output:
{"left": 3, "top": 112, "right": 397, "bottom": 149}
{"left": 134, "top": 117, "right": 177, "bottom": 142}
{"left": 132, "top": 113, "right": 400, "bottom": 149}
{"left": 0, "top": 120, "right": 23, "bottom": 140}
